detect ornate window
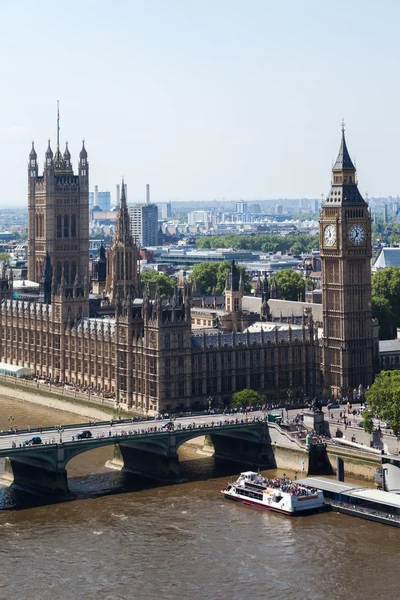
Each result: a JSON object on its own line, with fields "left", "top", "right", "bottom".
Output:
{"left": 71, "top": 262, "right": 77, "bottom": 283}
{"left": 64, "top": 215, "right": 69, "bottom": 238}
{"left": 71, "top": 214, "right": 77, "bottom": 238}
{"left": 56, "top": 263, "right": 62, "bottom": 284}
{"left": 64, "top": 263, "right": 69, "bottom": 285}
{"left": 57, "top": 215, "right": 62, "bottom": 238}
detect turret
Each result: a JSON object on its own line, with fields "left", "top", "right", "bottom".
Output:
{"left": 28, "top": 141, "right": 38, "bottom": 179}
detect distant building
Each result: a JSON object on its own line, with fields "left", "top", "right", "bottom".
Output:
{"left": 129, "top": 203, "right": 158, "bottom": 246}
{"left": 158, "top": 202, "right": 172, "bottom": 219}
{"left": 89, "top": 189, "right": 111, "bottom": 212}
{"left": 248, "top": 203, "right": 261, "bottom": 214}
{"left": 275, "top": 205, "right": 283, "bottom": 215}
{"left": 236, "top": 201, "right": 247, "bottom": 214}
{"left": 188, "top": 210, "right": 208, "bottom": 225}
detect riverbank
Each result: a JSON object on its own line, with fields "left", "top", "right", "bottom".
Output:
{"left": 0, "top": 379, "right": 127, "bottom": 421}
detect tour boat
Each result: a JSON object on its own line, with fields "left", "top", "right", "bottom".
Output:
{"left": 221, "top": 471, "right": 325, "bottom": 515}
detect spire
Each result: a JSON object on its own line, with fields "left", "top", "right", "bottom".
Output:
{"left": 45, "top": 139, "right": 53, "bottom": 159}
{"left": 29, "top": 141, "right": 37, "bottom": 160}
{"left": 63, "top": 141, "right": 71, "bottom": 160}
{"left": 113, "top": 178, "right": 132, "bottom": 245}
{"left": 120, "top": 177, "right": 127, "bottom": 208}
{"left": 79, "top": 139, "right": 87, "bottom": 160}
{"left": 332, "top": 120, "right": 355, "bottom": 172}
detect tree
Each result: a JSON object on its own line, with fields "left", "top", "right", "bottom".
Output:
{"left": 190, "top": 262, "right": 219, "bottom": 295}
{"left": 232, "top": 389, "right": 260, "bottom": 408}
{"left": 371, "top": 267, "right": 400, "bottom": 339}
{"left": 362, "top": 409, "right": 374, "bottom": 434}
{"left": 372, "top": 296, "right": 395, "bottom": 340}
{"left": 140, "top": 270, "right": 176, "bottom": 297}
{"left": 0, "top": 252, "right": 10, "bottom": 263}
{"left": 289, "top": 242, "right": 304, "bottom": 256}
{"left": 270, "top": 269, "right": 305, "bottom": 301}
{"left": 190, "top": 261, "right": 249, "bottom": 295}
{"left": 366, "top": 371, "right": 400, "bottom": 435}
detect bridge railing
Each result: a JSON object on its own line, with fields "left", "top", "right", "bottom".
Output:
{"left": 0, "top": 418, "right": 267, "bottom": 455}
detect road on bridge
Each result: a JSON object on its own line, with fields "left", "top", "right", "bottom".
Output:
{"left": 0, "top": 410, "right": 268, "bottom": 451}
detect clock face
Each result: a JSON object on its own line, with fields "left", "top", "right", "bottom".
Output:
{"left": 323, "top": 224, "right": 336, "bottom": 246}
{"left": 349, "top": 224, "right": 366, "bottom": 245}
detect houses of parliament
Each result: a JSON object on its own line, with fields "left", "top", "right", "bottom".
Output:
{"left": 0, "top": 127, "right": 377, "bottom": 413}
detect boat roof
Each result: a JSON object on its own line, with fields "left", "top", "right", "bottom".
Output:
{"left": 296, "top": 477, "right": 365, "bottom": 494}
{"left": 240, "top": 471, "right": 258, "bottom": 477}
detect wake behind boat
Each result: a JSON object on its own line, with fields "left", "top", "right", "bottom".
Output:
{"left": 221, "top": 471, "right": 326, "bottom": 516}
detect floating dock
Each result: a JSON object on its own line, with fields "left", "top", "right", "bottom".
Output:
{"left": 297, "top": 476, "right": 400, "bottom": 528}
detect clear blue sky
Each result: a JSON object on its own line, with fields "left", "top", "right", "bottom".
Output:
{"left": 0, "top": 0, "right": 399, "bottom": 206}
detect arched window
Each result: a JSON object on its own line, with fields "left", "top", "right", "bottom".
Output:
{"left": 71, "top": 262, "right": 77, "bottom": 284}
{"left": 40, "top": 214, "right": 44, "bottom": 238}
{"left": 56, "top": 263, "right": 62, "bottom": 284}
{"left": 56, "top": 215, "right": 62, "bottom": 238}
{"left": 64, "top": 263, "right": 69, "bottom": 285}
{"left": 71, "top": 214, "right": 77, "bottom": 238}
{"left": 64, "top": 215, "right": 69, "bottom": 238}
{"left": 36, "top": 214, "right": 39, "bottom": 237}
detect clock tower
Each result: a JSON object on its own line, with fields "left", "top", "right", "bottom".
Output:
{"left": 320, "top": 125, "right": 374, "bottom": 398}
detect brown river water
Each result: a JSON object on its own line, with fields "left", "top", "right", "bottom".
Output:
{"left": 0, "top": 397, "right": 399, "bottom": 600}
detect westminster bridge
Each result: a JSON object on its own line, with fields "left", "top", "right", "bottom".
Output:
{"left": 0, "top": 411, "right": 305, "bottom": 497}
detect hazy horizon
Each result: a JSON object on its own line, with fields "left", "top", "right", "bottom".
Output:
{"left": 1, "top": 0, "right": 400, "bottom": 206}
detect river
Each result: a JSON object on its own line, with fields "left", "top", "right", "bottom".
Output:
{"left": 0, "top": 397, "right": 399, "bottom": 600}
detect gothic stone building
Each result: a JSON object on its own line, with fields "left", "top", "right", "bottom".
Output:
{"left": 0, "top": 130, "right": 375, "bottom": 412}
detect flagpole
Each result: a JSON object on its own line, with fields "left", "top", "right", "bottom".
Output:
{"left": 57, "top": 100, "right": 60, "bottom": 148}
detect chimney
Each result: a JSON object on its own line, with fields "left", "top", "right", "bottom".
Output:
{"left": 146, "top": 183, "right": 150, "bottom": 205}
{"left": 94, "top": 185, "right": 98, "bottom": 206}
{"left": 116, "top": 184, "right": 120, "bottom": 206}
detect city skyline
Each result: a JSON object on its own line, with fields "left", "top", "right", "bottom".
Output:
{"left": 2, "top": 0, "right": 400, "bottom": 206}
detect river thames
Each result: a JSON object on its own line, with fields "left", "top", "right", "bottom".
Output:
{"left": 0, "top": 397, "right": 399, "bottom": 600}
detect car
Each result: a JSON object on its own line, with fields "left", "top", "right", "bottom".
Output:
{"left": 327, "top": 402, "right": 340, "bottom": 409}
{"left": 379, "top": 421, "right": 390, "bottom": 429}
{"left": 24, "top": 436, "right": 42, "bottom": 446}
{"left": 76, "top": 430, "right": 92, "bottom": 440}
{"left": 161, "top": 421, "right": 174, "bottom": 430}
{"left": 358, "top": 421, "right": 364, "bottom": 427}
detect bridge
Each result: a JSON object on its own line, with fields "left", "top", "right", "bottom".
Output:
{"left": 0, "top": 412, "right": 285, "bottom": 498}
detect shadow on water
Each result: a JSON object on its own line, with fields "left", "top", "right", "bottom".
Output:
{"left": 0, "top": 453, "right": 249, "bottom": 511}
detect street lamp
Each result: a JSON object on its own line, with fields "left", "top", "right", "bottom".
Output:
{"left": 8, "top": 415, "right": 14, "bottom": 431}
{"left": 207, "top": 396, "right": 213, "bottom": 413}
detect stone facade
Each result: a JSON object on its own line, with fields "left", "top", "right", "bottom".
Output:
{"left": 0, "top": 129, "right": 376, "bottom": 414}
{"left": 320, "top": 127, "right": 375, "bottom": 397}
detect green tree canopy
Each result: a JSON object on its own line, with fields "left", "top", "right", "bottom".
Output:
{"left": 372, "top": 296, "right": 395, "bottom": 340}
{"left": 361, "top": 409, "right": 374, "bottom": 434}
{"left": 0, "top": 252, "right": 10, "bottom": 263}
{"left": 190, "top": 261, "right": 249, "bottom": 295}
{"left": 232, "top": 389, "right": 260, "bottom": 408}
{"left": 140, "top": 270, "right": 176, "bottom": 297}
{"left": 270, "top": 269, "right": 305, "bottom": 301}
{"left": 371, "top": 266, "right": 400, "bottom": 339}
{"left": 365, "top": 370, "right": 400, "bottom": 435}
{"left": 196, "top": 233, "right": 319, "bottom": 255}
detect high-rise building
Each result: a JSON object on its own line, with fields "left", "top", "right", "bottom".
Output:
{"left": 188, "top": 210, "right": 208, "bottom": 225}
{"left": 158, "top": 202, "right": 172, "bottom": 219}
{"left": 248, "top": 203, "right": 261, "bottom": 214}
{"left": 275, "top": 205, "right": 283, "bottom": 215}
{"left": 129, "top": 202, "right": 159, "bottom": 247}
{"left": 28, "top": 134, "right": 89, "bottom": 284}
{"left": 320, "top": 126, "right": 374, "bottom": 397}
{"left": 236, "top": 201, "right": 247, "bottom": 214}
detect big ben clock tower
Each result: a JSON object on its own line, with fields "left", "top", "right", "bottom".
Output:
{"left": 320, "top": 124, "right": 374, "bottom": 398}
